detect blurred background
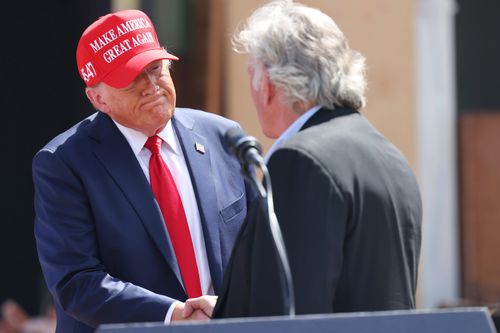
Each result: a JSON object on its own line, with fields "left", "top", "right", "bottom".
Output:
{"left": 1, "top": 0, "right": 499, "bottom": 330}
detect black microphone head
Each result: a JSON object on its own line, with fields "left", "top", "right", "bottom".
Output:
{"left": 225, "top": 127, "right": 262, "bottom": 165}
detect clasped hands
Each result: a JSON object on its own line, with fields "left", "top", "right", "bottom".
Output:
{"left": 171, "top": 295, "right": 218, "bottom": 322}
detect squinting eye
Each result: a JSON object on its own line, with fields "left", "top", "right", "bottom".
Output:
{"left": 149, "top": 65, "right": 162, "bottom": 76}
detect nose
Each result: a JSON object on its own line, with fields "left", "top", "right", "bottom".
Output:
{"left": 140, "top": 72, "right": 159, "bottom": 95}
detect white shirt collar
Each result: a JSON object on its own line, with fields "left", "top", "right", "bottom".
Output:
{"left": 113, "top": 119, "right": 181, "bottom": 157}
{"left": 264, "top": 105, "right": 322, "bottom": 163}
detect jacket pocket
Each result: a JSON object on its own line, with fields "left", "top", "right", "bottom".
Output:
{"left": 220, "top": 192, "right": 245, "bottom": 224}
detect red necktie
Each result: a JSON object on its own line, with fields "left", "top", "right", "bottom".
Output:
{"left": 145, "top": 135, "right": 202, "bottom": 298}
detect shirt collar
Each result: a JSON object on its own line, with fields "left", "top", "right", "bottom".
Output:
{"left": 113, "top": 119, "right": 181, "bottom": 157}
{"left": 264, "top": 105, "right": 322, "bottom": 163}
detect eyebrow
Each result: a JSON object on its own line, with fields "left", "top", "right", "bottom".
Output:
{"left": 147, "top": 60, "right": 163, "bottom": 69}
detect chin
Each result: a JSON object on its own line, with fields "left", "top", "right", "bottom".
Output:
{"left": 151, "top": 105, "right": 173, "bottom": 120}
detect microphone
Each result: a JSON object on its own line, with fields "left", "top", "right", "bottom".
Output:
{"left": 224, "top": 126, "right": 296, "bottom": 317}
{"left": 224, "top": 127, "right": 264, "bottom": 166}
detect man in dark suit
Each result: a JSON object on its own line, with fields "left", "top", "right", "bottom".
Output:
{"left": 33, "top": 10, "right": 252, "bottom": 332}
{"left": 213, "top": 0, "right": 422, "bottom": 317}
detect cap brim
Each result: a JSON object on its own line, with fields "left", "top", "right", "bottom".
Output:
{"left": 102, "top": 49, "right": 179, "bottom": 88}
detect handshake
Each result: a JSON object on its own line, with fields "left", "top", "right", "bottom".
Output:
{"left": 171, "top": 295, "right": 218, "bottom": 322}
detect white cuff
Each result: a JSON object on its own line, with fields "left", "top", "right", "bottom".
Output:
{"left": 164, "top": 301, "right": 181, "bottom": 324}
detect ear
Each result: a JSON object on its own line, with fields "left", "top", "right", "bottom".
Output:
{"left": 261, "top": 68, "right": 275, "bottom": 107}
{"left": 85, "top": 87, "right": 110, "bottom": 113}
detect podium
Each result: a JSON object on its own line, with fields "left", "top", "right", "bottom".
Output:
{"left": 96, "top": 307, "right": 497, "bottom": 333}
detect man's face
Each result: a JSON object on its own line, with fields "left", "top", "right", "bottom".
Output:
{"left": 91, "top": 60, "right": 176, "bottom": 136}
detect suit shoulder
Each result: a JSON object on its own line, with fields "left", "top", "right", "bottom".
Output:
{"left": 281, "top": 112, "right": 389, "bottom": 159}
{"left": 175, "top": 108, "right": 240, "bottom": 129}
{"left": 272, "top": 112, "right": 417, "bottom": 190}
{"left": 36, "top": 113, "right": 98, "bottom": 155}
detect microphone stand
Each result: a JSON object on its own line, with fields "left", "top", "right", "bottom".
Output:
{"left": 241, "top": 154, "right": 296, "bottom": 317}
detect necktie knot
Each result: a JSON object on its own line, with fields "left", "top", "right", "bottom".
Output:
{"left": 145, "top": 135, "right": 162, "bottom": 155}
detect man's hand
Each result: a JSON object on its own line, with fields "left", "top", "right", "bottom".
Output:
{"left": 171, "top": 296, "right": 218, "bottom": 322}
{"left": 183, "top": 296, "right": 218, "bottom": 318}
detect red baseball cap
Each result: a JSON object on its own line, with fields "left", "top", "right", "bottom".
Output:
{"left": 76, "top": 9, "right": 178, "bottom": 88}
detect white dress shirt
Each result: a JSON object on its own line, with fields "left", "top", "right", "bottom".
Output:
{"left": 113, "top": 120, "right": 214, "bottom": 323}
{"left": 264, "top": 105, "right": 322, "bottom": 163}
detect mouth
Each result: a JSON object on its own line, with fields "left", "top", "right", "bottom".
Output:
{"left": 140, "top": 92, "right": 169, "bottom": 111}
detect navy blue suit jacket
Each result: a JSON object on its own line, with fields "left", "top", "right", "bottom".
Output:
{"left": 33, "top": 108, "right": 252, "bottom": 332}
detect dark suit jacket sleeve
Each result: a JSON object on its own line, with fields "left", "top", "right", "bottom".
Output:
{"left": 214, "top": 146, "right": 348, "bottom": 317}
{"left": 33, "top": 150, "right": 173, "bottom": 328}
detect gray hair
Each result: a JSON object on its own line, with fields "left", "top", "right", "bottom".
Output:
{"left": 233, "top": 0, "right": 367, "bottom": 111}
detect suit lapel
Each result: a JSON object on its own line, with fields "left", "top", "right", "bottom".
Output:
{"left": 88, "top": 113, "right": 183, "bottom": 287}
{"left": 173, "top": 112, "right": 223, "bottom": 292}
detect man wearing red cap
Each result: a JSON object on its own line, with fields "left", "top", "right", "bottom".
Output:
{"left": 32, "top": 9, "right": 252, "bottom": 332}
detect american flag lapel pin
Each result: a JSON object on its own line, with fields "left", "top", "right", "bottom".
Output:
{"left": 194, "top": 142, "right": 205, "bottom": 154}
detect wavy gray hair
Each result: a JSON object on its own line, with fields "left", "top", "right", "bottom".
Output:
{"left": 233, "top": 0, "right": 367, "bottom": 111}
